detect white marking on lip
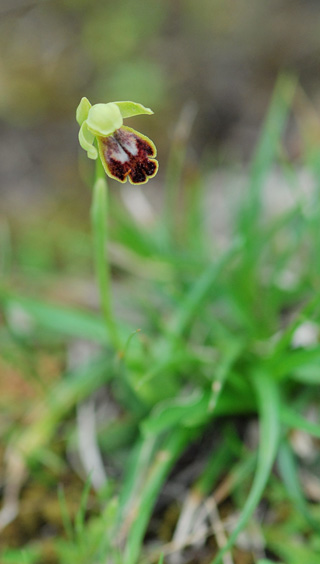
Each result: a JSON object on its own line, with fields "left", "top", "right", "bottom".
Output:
{"left": 121, "top": 138, "right": 138, "bottom": 156}
{"left": 116, "top": 130, "right": 138, "bottom": 156}
{"left": 111, "top": 143, "right": 129, "bottom": 163}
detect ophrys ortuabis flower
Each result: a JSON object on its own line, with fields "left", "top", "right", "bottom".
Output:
{"left": 76, "top": 98, "right": 158, "bottom": 185}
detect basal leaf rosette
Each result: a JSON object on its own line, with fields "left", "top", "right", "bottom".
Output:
{"left": 76, "top": 98, "right": 158, "bottom": 185}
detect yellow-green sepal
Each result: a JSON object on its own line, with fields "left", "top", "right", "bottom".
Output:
{"left": 76, "top": 97, "right": 92, "bottom": 126}
{"left": 114, "top": 101, "right": 153, "bottom": 119}
{"left": 79, "top": 121, "right": 98, "bottom": 160}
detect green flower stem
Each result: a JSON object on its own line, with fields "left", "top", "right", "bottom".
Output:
{"left": 91, "top": 156, "right": 122, "bottom": 352}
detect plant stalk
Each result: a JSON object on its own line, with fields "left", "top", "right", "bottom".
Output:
{"left": 91, "top": 157, "right": 122, "bottom": 352}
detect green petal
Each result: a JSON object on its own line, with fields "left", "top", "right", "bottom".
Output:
{"left": 86, "top": 103, "right": 123, "bottom": 137}
{"left": 76, "top": 97, "right": 92, "bottom": 126}
{"left": 78, "top": 122, "right": 98, "bottom": 160}
{"left": 114, "top": 101, "right": 154, "bottom": 119}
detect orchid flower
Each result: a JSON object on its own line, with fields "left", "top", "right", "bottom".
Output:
{"left": 76, "top": 98, "right": 158, "bottom": 185}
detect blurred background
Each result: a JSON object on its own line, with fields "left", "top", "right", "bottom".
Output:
{"left": 2, "top": 1, "right": 320, "bottom": 559}
{"left": 2, "top": 0, "right": 320, "bottom": 226}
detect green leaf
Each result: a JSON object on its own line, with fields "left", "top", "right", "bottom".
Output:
{"left": 122, "top": 429, "right": 191, "bottom": 564}
{"left": 278, "top": 439, "right": 319, "bottom": 530}
{"left": 75, "top": 476, "right": 92, "bottom": 541}
{"left": 211, "top": 371, "right": 281, "bottom": 564}
{"left": 238, "top": 73, "right": 297, "bottom": 237}
{"left": 141, "top": 390, "right": 208, "bottom": 436}
{"left": 0, "top": 548, "right": 41, "bottom": 564}
{"left": 195, "top": 440, "right": 233, "bottom": 496}
{"left": 168, "top": 237, "right": 243, "bottom": 338}
{"left": 257, "top": 560, "right": 284, "bottom": 564}
{"left": 58, "top": 485, "right": 74, "bottom": 542}
{"left": 2, "top": 293, "right": 109, "bottom": 343}
{"left": 141, "top": 383, "right": 255, "bottom": 437}
{"left": 266, "top": 528, "right": 320, "bottom": 564}
{"left": 271, "top": 347, "right": 320, "bottom": 381}
{"left": 281, "top": 406, "right": 320, "bottom": 438}
{"left": 12, "top": 354, "right": 114, "bottom": 459}
{"left": 115, "top": 435, "right": 158, "bottom": 531}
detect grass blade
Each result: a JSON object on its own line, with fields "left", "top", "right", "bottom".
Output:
{"left": 281, "top": 406, "right": 320, "bottom": 438}
{"left": 75, "top": 475, "right": 92, "bottom": 541}
{"left": 123, "top": 429, "right": 191, "bottom": 564}
{"left": 1, "top": 293, "right": 109, "bottom": 344}
{"left": 211, "top": 370, "right": 281, "bottom": 564}
{"left": 168, "top": 237, "right": 243, "bottom": 338}
{"left": 58, "top": 485, "right": 74, "bottom": 542}
{"left": 277, "top": 439, "right": 319, "bottom": 530}
{"left": 12, "top": 355, "right": 114, "bottom": 459}
{"left": 238, "top": 73, "right": 297, "bottom": 237}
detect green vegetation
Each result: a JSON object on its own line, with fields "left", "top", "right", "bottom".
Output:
{"left": 1, "top": 75, "right": 320, "bottom": 564}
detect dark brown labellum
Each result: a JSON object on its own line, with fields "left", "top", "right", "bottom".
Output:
{"left": 99, "top": 126, "right": 158, "bottom": 185}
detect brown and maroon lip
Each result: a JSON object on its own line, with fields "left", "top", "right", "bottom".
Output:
{"left": 98, "top": 126, "right": 158, "bottom": 185}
